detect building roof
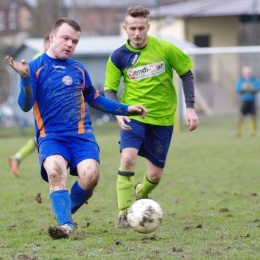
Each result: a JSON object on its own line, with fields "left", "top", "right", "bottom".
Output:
{"left": 23, "top": 35, "right": 196, "bottom": 56}
{"left": 150, "top": 0, "right": 260, "bottom": 18}
{"left": 25, "top": 0, "right": 156, "bottom": 8}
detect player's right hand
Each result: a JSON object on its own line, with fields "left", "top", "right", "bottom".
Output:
{"left": 5, "top": 56, "right": 30, "bottom": 78}
{"left": 116, "top": 116, "right": 132, "bottom": 130}
{"left": 127, "top": 104, "right": 147, "bottom": 119}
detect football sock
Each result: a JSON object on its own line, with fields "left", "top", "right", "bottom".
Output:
{"left": 249, "top": 121, "right": 256, "bottom": 136}
{"left": 14, "top": 138, "right": 36, "bottom": 161}
{"left": 70, "top": 181, "right": 93, "bottom": 214}
{"left": 50, "top": 190, "right": 74, "bottom": 228}
{"left": 117, "top": 169, "right": 135, "bottom": 216}
{"left": 237, "top": 122, "right": 243, "bottom": 136}
{"left": 137, "top": 174, "right": 159, "bottom": 199}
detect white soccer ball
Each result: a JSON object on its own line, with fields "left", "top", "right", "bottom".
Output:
{"left": 127, "top": 199, "right": 163, "bottom": 234}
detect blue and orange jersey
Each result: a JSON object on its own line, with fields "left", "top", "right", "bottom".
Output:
{"left": 18, "top": 53, "right": 129, "bottom": 142}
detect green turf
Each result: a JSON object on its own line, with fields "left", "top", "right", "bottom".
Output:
{"left": 1, "top": 115, "right": 260, "bottom": 259}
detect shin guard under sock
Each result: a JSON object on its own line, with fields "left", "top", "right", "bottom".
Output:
{"left": 117, "top": 170, "right": 135, "bottom": 216}
{"left": 70, "top": 181, "right": 93, "bottom": 214}
{"left": 50, "top": 190, "right": 74, "bottom": 227}
{"left": 137, "top": 174, "right": 159, "bottom": 199}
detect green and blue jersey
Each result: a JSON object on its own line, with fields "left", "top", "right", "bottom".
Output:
{"left": 105, "top": 35, "right": 193, "bottom": 126}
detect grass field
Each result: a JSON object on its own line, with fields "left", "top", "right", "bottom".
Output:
{"left": 1, "top": 114, "right": 260, "bottom": 259}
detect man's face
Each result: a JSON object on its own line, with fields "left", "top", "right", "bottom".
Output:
{"left": 123, "top": 16, "right": 150, "bottom": 49}
{"left": 49, "top": 23, "right": 80, "bottom": 60}
{"left": 242, "top": 66, "right": 252, "bottom": 79}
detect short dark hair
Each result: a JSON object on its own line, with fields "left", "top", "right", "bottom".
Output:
{"left": 51, "top": 18, "right": 81, "bottom": 33}
{"left": 126, "top": 5, "right": 150, "bottom": 18}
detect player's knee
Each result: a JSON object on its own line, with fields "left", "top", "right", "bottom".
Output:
{"left": 88, "top": 170, "right": 99, "bottom": 188}
{"left": 148, "top": 171, "right": 163, "bottom": 183}
{"left": 48, "top": 169, "right": 67, "bottom": 189}
{"left": 80, "top": 168, "right": 99, "bottom": 190}
{"left": 121, "top": 154, "right": 136, "bottom": 169}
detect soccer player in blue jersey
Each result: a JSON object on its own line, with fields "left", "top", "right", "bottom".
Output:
{"left": 5, "top": 18, "right": 147, "bottom": 239}
{"left": 235, "top": 66, "right": 260, "bottom": 137}
{"left": 8, "top": 34, "right": 50, "bottom": 178}
{"left": 104, "top": 5, "right": 199, "bottom": 228}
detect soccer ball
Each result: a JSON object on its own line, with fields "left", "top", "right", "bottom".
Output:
{"left": 127, "top": 199, "right": 163, "bottom": 234}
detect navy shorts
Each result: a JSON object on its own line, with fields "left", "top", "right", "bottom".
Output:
{"left": 240, "top": 101, "right": 256, "bottom": 116}
{"left": 119, "top": 119, "right": 173, "bottom": 168}
{"left": 38, "top": 132, "right": 100, "bottom": 182}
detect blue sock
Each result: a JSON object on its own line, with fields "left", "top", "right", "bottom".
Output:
{"left": 70, "top": 181, "right": 93, "bottom": 214}
{"left": 50, "top": 190, "right": 74, "bottom": 228}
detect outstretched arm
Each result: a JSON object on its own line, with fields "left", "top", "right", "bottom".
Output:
{"left": 5, "top": 56, "right": 30, "bottom": 78}
{"left": 85, "top": 88, "right": 147, "bottom": 119}
{"left": 5, "top": 56, "right": 34, "bottom": 112}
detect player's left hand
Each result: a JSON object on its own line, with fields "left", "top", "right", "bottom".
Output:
{"left": 5, "top": 56, "right": 30, "bottom": 78}
{"left": 185, "top": 108, "right": 199, "bottom": 131}
{"left": 127, "top": 105, "right": 147, "bottom": 119}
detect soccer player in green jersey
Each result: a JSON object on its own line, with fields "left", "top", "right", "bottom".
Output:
{"left": 8, "top": 34, "right": 50, "bottom": 178}
{"left": 104, "top": 5, "right": 200, "bottom": 228}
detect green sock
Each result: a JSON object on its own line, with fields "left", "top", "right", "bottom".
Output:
{"left": 137, "top": 174, "right": 159, "bottom": 199}
{"left": 14, "top": 138, "right": 36, "bottom": 161}
{"left": 249, "top": 121, "right": 256, "bottom": 135}
{"left": 237, "top": 122, "right": 243, "bottom": 136}
{"left": 117, "top": 170, "right": 135, "bottom": 216}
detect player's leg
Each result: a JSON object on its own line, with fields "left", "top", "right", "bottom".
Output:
{"left": 249, "top": 116, "right": 256, "bottom": 136}
{"left": 39, "top": 139, "right": 75, "bottom": 239}
{"left": 70, "top": 159, "right": 99, "bottom": 214}
{"left": 135, "top": 162, "right": 162, "bottom": 199}
{"left": 114, "top": 120, "right": 145, "bottom": 229}
{"left": 114, "top": 148, "right": 138, "bottom": 228}
{"left": 237, "top": 103, "right": 246, "bottom": 137}
{"left": 9, "top": 137, "right": 37, "bottom": 177}
{"left": 44, "top": 155, "right": 75, "bottom": 239}
{"left": 13, "top": 137, "right": 37, "bottom": 161}
{"left": 249, "top": 102, "right": 257, "bottom": 136}
{"left": 68, "top": 136, "right": 100, "bottom": 214}
{"left": 135, "top": 125, "right": 173, "bottom": 200}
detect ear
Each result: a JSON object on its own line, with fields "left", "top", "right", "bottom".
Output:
{"left": 49, "top": 33, "right": 54, "bottom": 43}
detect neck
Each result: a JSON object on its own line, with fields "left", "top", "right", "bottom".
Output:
{"left": 128, "top": 38, "right": 148, "bottom": 50}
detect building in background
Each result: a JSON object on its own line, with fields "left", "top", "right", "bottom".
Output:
{"left": 3, "top": 0, "right": 260, "bottom": 121}
{"left": 144, "top": 0, "right": 260, "bottom": 115}
{"left": 0, "top": 0, "right": 31, "bottom": 47}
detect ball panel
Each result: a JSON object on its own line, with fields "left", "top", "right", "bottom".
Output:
{"left": 127, "top": 199, "right": 163, "bottom": 234}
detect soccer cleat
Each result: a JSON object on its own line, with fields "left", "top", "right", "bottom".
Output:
{"left": 134, "top": 183, "right": 148, "bottom": 200}
{"left": 48, "top": 224, "right": 75, "bottom": 239}
{"left": 114, "top": 215, "right": 130, "bottom": 229}
{"left": 8, "top": 156, "right": 20, "bottom": 178}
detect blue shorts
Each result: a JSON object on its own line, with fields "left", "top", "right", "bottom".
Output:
{"left": 38, "top": 132, "right": 100, "bottom": 182}
{"left": 119, "top": 120, "right": 173, "bottom": 168}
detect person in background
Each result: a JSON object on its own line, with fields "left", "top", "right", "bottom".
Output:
{"left": 235, "top": 66, "right": 260, "bottom": 137}
{"left": 5, "top": 17, "right": 147, "bottom": 239}
{"left": 8, "top": 34, "right": 50, "bottom": 178}
{"left": 104, "top": 5, "right": 199, "bottom": 228}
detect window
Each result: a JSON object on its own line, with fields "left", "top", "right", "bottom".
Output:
{"left": 0, "top": 11, "right": 6, "bottom": 31}
{"left": 194, "top": 35, "right": 210, "bottom": 47}
{"left": 8, "top": 9, "right": 17, "bottom": 30}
